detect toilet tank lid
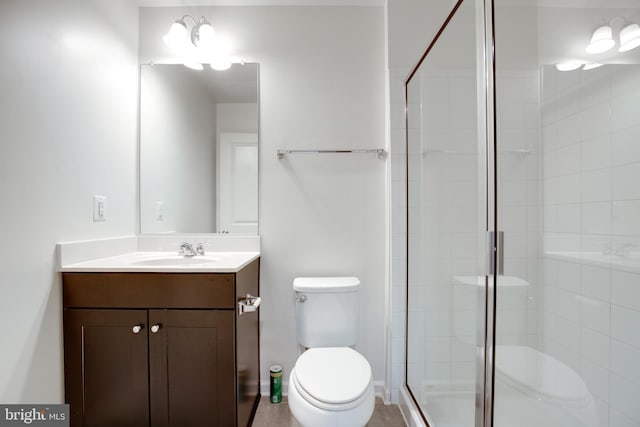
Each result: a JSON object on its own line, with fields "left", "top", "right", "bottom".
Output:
{"left": 293, "top": 277, "right": 360, "bottom": 292}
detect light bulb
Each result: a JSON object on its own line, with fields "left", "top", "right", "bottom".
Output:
{"left": 586, "top": 25, "right": 615, "bottom": 54}
{"left": 210, "top": 56, "right": 232, "bottom": 71}
{"left": 197, "top": 23, "right": 216, "bottom": 48}
{"left": 582, "top": 63, "right": 604, "bottom": 70}
{"left": 163, "top": 20, "right": 188, "bottom": 48}
{"left": 619, "top": 23, "right": 640, "bottom": 52}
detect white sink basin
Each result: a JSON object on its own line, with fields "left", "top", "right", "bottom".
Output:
{"left": 130, "top": 256, "right": 218, "bottom": 266}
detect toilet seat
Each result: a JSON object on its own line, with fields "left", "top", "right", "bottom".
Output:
{"left": 292, "top": 347, "right": 373, "bottom": 410}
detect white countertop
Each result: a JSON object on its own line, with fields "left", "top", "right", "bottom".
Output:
{"left": 59, "top": 251, "right": 260, "bottom": 273}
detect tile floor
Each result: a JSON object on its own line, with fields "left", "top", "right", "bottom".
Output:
{"left": 252, "top": 396, "right": 407, "bottom": 427}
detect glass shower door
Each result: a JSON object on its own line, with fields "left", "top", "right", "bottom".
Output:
{"left": 492, "top": 1, "right": 640, "bottom": 427}
{"left": 405, "top": 0, "right": 491, "bottom": 425}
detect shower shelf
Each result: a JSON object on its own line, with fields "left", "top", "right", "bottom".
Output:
{"left": 277, "top": 148, "right": 386, "bottom": 160}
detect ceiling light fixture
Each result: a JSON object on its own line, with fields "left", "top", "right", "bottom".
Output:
{"left": 586, "top": 25, "right": 615, "bottom": 54}
{"left": 619, "top": 23, "right": 640, "bottom": 52}
{"left": 163, "top": 15, "right": 234, "bottom": 70}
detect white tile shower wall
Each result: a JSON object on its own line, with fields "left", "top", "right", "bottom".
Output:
{"left": 387, "top": 0, "right": 479, "bottom": 406}
{"left": 496, "top": 69, "right": 541, "bottom": 349}
{"left": 541, "top": 64, "right": 640, "bottom": 426}
{"left": 405, "top": 67, "right": 482, "bottom": 403}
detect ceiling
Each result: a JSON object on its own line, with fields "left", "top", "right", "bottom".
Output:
{"left": 501, "top": 0, "right": 640, "bottom": 7}
{"left": 135, "top": 0, "right": 640, "bottom": 6}
{"left": 136, "top": 0, "right": 384, "bottom": 6}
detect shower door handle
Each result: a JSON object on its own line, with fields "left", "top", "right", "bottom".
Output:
{"left": 487, "top": 231, "right": 504, "bottom": 276}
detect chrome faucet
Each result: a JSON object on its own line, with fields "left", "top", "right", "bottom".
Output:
{"left": 179, "top": 242, "right": 196, "bottom": 257}
{"left": 178, "top": 242, "right": 206, "bottom": 257}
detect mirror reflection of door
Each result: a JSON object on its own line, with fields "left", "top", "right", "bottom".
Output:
{"left": 218, "top": 132, "right": 258, "bottom": 234}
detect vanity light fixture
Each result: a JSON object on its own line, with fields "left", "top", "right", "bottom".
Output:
{"left": 163, "top": 15, "right": 233, "bottom": 71}
{"left": 163, "top": 16, "right": 215, "bottom": 49}
{"left": 619, "top": 23, "right": 640, "bottom": 52}
{"left": 585, "top": 18, "right": 640, "bottom": 55}
{"left": 586, "top": 25, "right": 615, "bottom": 54}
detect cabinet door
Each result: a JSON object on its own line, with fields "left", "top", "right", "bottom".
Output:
{"left": 64, "top": 309, "right": 149, "bottom": 427}
{"left": 149, "top": 310, "right": 235, "bottom": 427}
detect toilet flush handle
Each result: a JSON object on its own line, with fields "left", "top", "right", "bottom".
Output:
{"left": 295, "top": 294, "right": 307, "bottom": 303}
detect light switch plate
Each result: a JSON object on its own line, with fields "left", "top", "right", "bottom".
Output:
{"left": 93, "top": 195, "right": 107, "bottom": 222}
{"left": 155, "top": 201, "right": 164, "bottom": 222}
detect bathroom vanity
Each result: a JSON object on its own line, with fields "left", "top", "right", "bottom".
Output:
{"left": 60, "top": 251, "right": 260, "bottom": 427}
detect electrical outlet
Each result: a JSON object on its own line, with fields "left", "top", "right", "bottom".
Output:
{"left": 93, "top": 196, "right": 107, "bottom": 222}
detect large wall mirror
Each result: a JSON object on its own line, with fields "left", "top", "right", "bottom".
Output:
{"left": 139, "top": 63, "right": 259, "bottom": 234}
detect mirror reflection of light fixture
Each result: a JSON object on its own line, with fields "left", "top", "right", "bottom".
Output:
{"left": 619, "top": 23, "right": 640, "bottom": 52}
{"left": 555, "top": 63, "right": 582, "bottom": 71}
{"left": 586, "top": 25, "right": 615, "bottom": 54}
{"left": 555, "top": 63, "right": 606, "bottom": 72}
{"left": 582, "top": 63, "right": 604, "bottom": 70}
{"left": 163, "top": 15, "right": 234, "bottom": 70}
{"left": 184, "top": 62, "right": 204, "bottom": 71}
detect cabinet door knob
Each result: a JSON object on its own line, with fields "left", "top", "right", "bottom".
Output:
{"left": 150, "top": 324, "right": 161, "bottom": 333}
{"left": 132, "top": 325, "right": 144, "bottom": 334}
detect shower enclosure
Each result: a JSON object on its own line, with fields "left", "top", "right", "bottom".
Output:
{"left": 405, "top": 0, "right": 640, "bottom": 426}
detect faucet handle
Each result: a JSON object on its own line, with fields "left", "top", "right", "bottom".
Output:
{"left": 195, "top": 242, "right": 206, "bottom": 256}
{"left": 179, "top": 242, "right": 195, "bottom": 256}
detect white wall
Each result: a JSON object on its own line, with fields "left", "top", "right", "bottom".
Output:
{"left": 140, "top": 6, "right": 387, "bottom": 391}
{"left": 140, "top": 65, "right": 217, "bottom": 233}
{"left": 0, "top": 0, "right": 139, "bottom": 402}
{"left": 217, "top": 103, "right": 258, "bottom": 134}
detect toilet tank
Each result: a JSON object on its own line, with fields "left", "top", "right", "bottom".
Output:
{"left": 293, "top": 277, "right": 360, "bottom": 348}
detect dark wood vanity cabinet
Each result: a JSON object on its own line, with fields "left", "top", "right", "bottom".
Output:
{"left": 62, "top": 258, "right": 260, "bottom": 427}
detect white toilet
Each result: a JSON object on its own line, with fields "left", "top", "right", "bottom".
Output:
{"left": 288, "top": 277, "right": 375, "bottom": 427}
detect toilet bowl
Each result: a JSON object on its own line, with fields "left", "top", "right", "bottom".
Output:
{"left": 288, "top": 347, "right": 375, "bottom": 427}
{"left": 288, "top": 277, "right": 375, "bottom": 427}
{"left": 416, "top": 345, "right": 598, "bottom": 426}
{"left": 494, "top": 346, "right": 598, "bottom": 427}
